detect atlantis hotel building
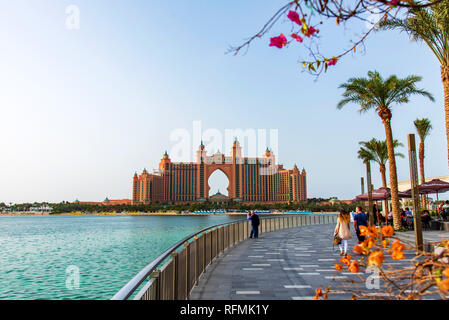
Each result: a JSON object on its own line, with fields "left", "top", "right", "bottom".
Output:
{"left": 132, "top": 139, "right": 307, "bottom": 204}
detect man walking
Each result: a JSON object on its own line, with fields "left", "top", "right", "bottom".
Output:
{"left": 353, "top": 206, "right": 368, "bottom": 244}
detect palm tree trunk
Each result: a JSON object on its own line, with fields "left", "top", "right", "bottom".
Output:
{"left": 381, "top": 114, "right": 401, "bottom": 230}
{"left": 379, "top": 164, "right": 387, "bottom": 188}
{"left": 441, "top": 65, "right": 449, "bottom": 169}
{"left": 419, "top": 141, "right": 426, "bottom": 208}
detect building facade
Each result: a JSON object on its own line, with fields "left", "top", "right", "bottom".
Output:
{"left": 132, "top": 139, "right": 307, "bottom": 204}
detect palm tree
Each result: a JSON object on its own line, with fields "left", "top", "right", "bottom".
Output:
{"left": 359, "top": 138, "right": 405, "bottom": 189}
{"left": 414, "top": 118, "right": 433, "bottom": 207}
{"left": 359, "top": 138, "right": 405, "bottom": 220}
{"left": 338, "top": 71, "right": 434, "bottom": 230}
{"left": 379, "top": 1, "right": 449, "bottom": 168}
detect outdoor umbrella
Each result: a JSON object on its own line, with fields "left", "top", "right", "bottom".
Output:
{"left": 404, "top": 179, "right": 449, "bottom": 207}
{"left": 354, "top": 187, "right": 409, "bottom": 225}
{"left": 354, "top": 187, "right": 410, "bottom": 201}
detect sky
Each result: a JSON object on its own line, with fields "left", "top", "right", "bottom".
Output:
{"left": 0, "top": 0, "right": 448, "bottom": 203}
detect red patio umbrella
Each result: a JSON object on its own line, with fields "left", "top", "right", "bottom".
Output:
{"left": 354, "top": 187, "right": 411, "bottom": 201}
{"left": 404, "top": 179, "right": 449, "bottom": 208}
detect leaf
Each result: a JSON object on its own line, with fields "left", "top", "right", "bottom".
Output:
{"left": 316, "top": 60, "right": 321, "bottom": 69}
{"left": 302, "top": 61, "right": 307, "bottom": 68}
{"left": 309, "top": 63, "right": 316, "bottom": 72}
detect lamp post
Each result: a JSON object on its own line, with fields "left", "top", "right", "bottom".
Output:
{"left": 361, "top": 177, "right": 365, "bottom": 195}
{"left": 408, "top": 134, "right": 423, "bottom": 253}
{"left": 366, "top": 161, "right": 374, "bottom": 226}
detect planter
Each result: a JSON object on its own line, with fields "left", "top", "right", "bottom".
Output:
{"left": 434, "top": 246, "right": 449, "bottom": 264}
{"left": 430, "top": 220, "right": 441, "bottom": 230}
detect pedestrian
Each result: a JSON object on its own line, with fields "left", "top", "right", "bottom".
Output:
{"left": 334, "top": 210, "right": 352, "bottom": 256}
{"left": 353, "top": 206, "right": 368, "bottom": 244}
{"left": 404, "top": 207, "right": 413, "bottom": 229}
{"left": 249, "top": 211, "right": 260, "bottom": 239}
{"left": 442, "top": 201, "right": 449, "bottom": 221}
{"left": 387, "top": 210, "right": 393, "bottom": 226}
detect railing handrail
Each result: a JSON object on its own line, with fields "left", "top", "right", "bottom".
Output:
{"left": 111, "top": 214, "right": 309, "bottom": 300}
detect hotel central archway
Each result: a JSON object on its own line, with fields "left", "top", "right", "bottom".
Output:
{"left": 205, "top": 164, "right": 233, "bottom": 200}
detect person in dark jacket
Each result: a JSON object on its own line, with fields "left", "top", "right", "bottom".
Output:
{"left": 249, "top": 211, "right": 260, "bottom": 239}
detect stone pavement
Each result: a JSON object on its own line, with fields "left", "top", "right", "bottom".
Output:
{"left": 190, "top": 224, "right": 420, "bottom": 300}
{"left": 395, "top": 230, "right": 449, "bottom": 252}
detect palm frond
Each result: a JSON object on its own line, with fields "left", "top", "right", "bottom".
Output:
{"left": 414, "top": 118, "right": 433, "bottom": 141}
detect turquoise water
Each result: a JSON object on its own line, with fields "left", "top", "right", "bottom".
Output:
{"left": 0, "top": 215, "right": 250, "bottom": 300}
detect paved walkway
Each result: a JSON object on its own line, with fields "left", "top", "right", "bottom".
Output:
{"left": 190, "top": 224, "right": 419, "bottom": 300}
{"left": 395, "top": 230, "right": 449, "bottom": 251}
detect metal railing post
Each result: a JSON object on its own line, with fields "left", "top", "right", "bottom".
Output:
{"left": 184, "top": 242, "right": 190, "bottom": 300}
{"left": 209, "top": 231, "right": 213, "bottom": 263}
{"left": 215, "top": 229, "right": 218, "bottom": 259}
{"left": 194, "top": 237, "right": 199, "bottom": 286}
{"left": 172, "top": 252, "right": 178, "bottom": 300}
{"left": 152, "top": 270, "right": 161, "bottom": 300}
{"left": 202, "top": 234, "right": 206, "bottom": 272}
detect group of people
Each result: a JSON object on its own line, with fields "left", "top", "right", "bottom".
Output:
{"left": 334, "top": 206, "right": 368, "bottom": 256}
{"left": 247, "top": 211, "right": 260, "bottom": 238}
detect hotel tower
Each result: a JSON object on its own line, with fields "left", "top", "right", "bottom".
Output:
{"left": 132, "top": 139, "right": 306, "bottom": 204}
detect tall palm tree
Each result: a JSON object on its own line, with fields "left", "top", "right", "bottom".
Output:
{"left": 338, "top": 71, "right": 434, "bottom": 230}
{"left": 414, "top": 118, "right": 433, "bottom": 207}
{"left": 359, "top": 138, "right": 405, "bottom": 219}
{"left": 379, "top": 1, "right": 449, "bottom": 168}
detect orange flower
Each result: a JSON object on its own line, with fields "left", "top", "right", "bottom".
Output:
{"left": 392, "top": 250, "right": 405, "bottom": 260}
{"left": 391, "top": 240, "right": 405, "bottom": 260}
{"left": 335, "top": 264, "right": 343, "bottom": 271}
{"left": 438, "top": 278, "right": 449, "bottom": 292}
{"left": 382, "top": 239, "right": 390, "bottom": 248}
{"left": 348, "top": 260, "right": 360, "bottom": 273}
{"left": 368, "top": 250, "right": 384, "bottom": 267}
{"left": 339, "top": 254, "right": 351, "bottom": 265}
{"left": 367, "top": 226, "right": 379, "bottom": 237}
{"left": 359, "top": 225, "right": 369, "bottom": 236}
{"left": 381, "top": 225, "right": 394, "bottom": 237}
{"left": 392, "top": 240, "right": 405, "bottom": 251}
{"left": 366, "top": 237, "right": 376, "bottom": 249}
{"left": 444, "top": 268, "right": 449, "bottom": 278}
{"left": 353, "top": 245, "right": 363, "bottom": 254}
{"left": 313, "top": 288, "right": 323, "bottom": 300}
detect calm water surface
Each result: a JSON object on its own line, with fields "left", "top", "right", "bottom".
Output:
{"left": 0, "top": 215, "right": 250, "bottom": 300}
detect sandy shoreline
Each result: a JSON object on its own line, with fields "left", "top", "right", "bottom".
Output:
{"left": 0, "top": 211, "right": 338, "bottom": 217}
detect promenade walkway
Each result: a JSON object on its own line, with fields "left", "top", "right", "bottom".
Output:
{"left": 190, "top": 224, "right": 418, "bottom": 300}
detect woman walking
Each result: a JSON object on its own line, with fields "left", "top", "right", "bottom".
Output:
{"left": 334, "top": 210, "right": 352, "bottom": 256}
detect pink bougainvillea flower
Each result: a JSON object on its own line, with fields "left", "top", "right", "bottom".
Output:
{"left": 327, "top": 58, "right": 338, "bottom": 66}
{"left": 389, "top": 0, "right": 399, "bottom": 5}
{"left": 291, "top": 33, "right": 303, "bottom": 43}
{"left": 308, "top": 26, "right": 317, "bottom": 36}
{"left": 269, "top": 34, "right": 287, "bottom": 49}
{"left": 287, "top": 10, "right": 302, "bottom": 26}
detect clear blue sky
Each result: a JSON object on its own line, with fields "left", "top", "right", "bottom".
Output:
{"left": 0, "top": 0, "right": 447, "bottom": 203}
